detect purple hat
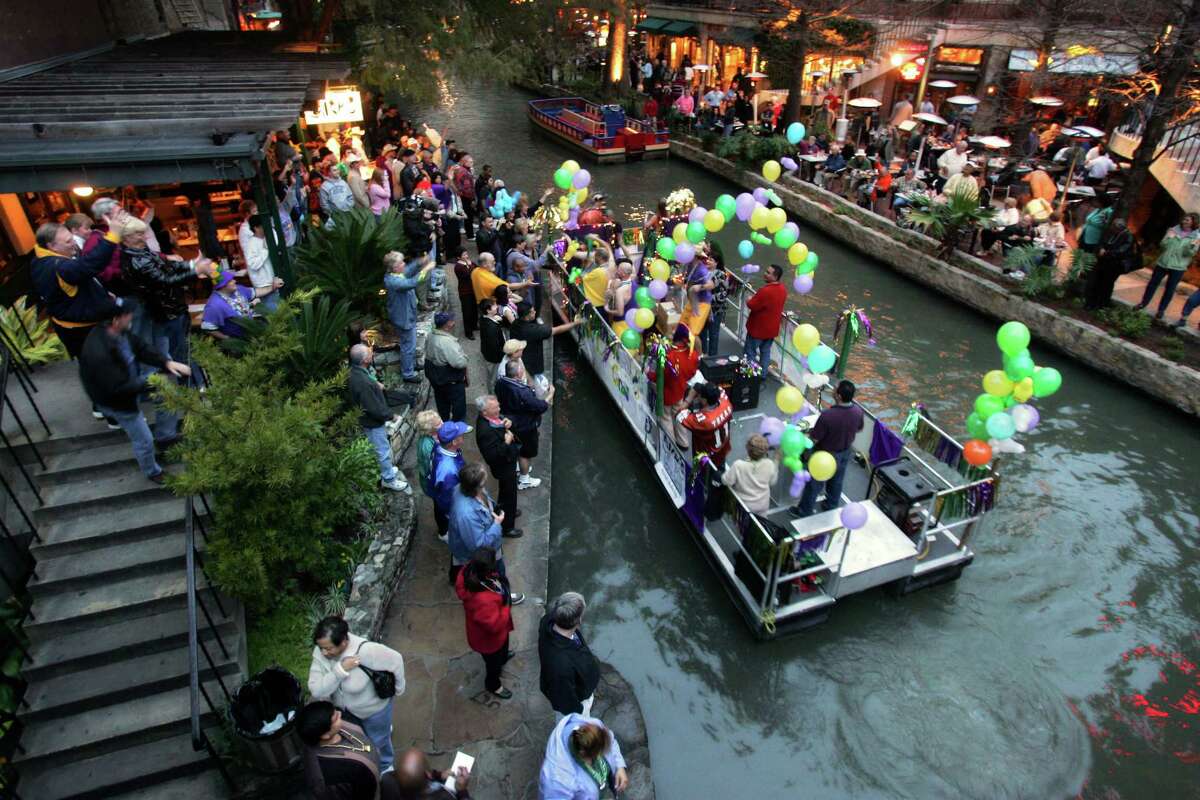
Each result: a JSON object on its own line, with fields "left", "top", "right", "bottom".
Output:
{"left": 437, "top": 420, "right": 472, "bottom": 444}
{"left": 214, "top": 271, "right": 237, "bottom": 289}
{"left": 434, "top": 311, "right": 454, "bottom": 327}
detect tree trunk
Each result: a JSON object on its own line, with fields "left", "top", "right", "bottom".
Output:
{"left": 1113, "top": 1, "right": 1200, "bottom": 231}
{"left": 604, "top": 1, "right": 629, "bottom": 100}
{"left": 313, "top": 0, "right": 341, "bottom": 43}
{"left": 784, "top": 13, "right": 809, "bottom": 125}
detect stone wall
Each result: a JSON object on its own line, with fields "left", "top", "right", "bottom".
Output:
{"left": 671, "top": 138, "right": 1200, "bottom": 417}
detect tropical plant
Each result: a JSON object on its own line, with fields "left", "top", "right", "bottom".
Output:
{"left": 224, "top": 289, "right": 355, "bottom": 388}
{"left": 904, "top": 189, "right": 997, "bottom": 259}
{"left": 154, "top": 297, "right": 380, "bottom": 610}
{"left": 0, "top": 296, "right": 66, "bottom": 365}
{"left": 1096, "top": 305, "right": 1153, "bottom": 339}
{"left": 1004, "top": 244, "right": 1059, "bottom": 298}
{"left": 293, "top": 207, "right": 405, "bottom": 318}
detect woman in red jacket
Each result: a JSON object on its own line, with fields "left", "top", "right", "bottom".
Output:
{"left": 743, "top": 263, "right": 788, "bottom": 371}
{"left": 455, "top": 548, "right": 515, "bottom": 699}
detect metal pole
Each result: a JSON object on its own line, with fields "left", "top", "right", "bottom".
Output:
{"left": 913, "top": 30, "right": 941, "bottom": 110}
{"left": 1058, "top": 147, "right": 1080, "bottom": 217}
{"left": 254, "top": 158, "right": 295, "bottom": 293}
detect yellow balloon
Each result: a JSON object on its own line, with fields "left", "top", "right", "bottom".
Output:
{"left": 562, "top": 159, "right": 581, "bottom": 175}
{"left": 776, "top": 385, "right": 804, "bottom": 416}
{"left": 792, "top": 323, "right": 820, "bottom": 356}
{"left": 808, "top": 450, "right": 837, "bottom": 482}
{"left": 558, "top": 196, "right": 569, "bottom": 210}
{"left": 633, "top": 307, "right": 655, "bottom": 330}
{"left": 749, "top": 205, "right": 769, "bottom": 230}
{"left": 575, "top": 187, "right": 588, "bottom": 204}
{"left": 788, "top": 242, "right": 809, "bottom": 266}
{"left": 649, "top": 258, "right": 670, "bottom": 282}
{"left": 703, "top": 209, "right": 725, "bottom": 233}
{"left": 1013, "top": 376, "right": 1034, "bottom": 403}
{"left": 766, "top": 207, "right": 788, "bottom": 234}
{"left": 982, "top": 369, "right": 1013, "bottom": 398}
{"left": 613, "top": 320, "right": 629, "bottom": 337}
{"left": 762, "top": 160, "right": 782, "bottom": 182}
{"left": 673, "top": 222, "right": 690, "bottom": 244}
{"left": 565, "top": 240, "right": 580, "bottom": 261}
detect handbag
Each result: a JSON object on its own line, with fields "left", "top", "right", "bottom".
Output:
{"left": 354, "top": 643, "right": 396, "bottom": 699}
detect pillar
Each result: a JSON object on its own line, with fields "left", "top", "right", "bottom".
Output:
{"left": 0, "top": 195, "right": 35, "bottom": 254}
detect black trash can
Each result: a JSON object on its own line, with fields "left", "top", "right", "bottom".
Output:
{"left": 229, "top": 666, "right": 305, "bottom": 773}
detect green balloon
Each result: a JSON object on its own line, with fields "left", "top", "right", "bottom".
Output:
{"left": 780, "top": 426, "right": 805, "bottom": 456}
{"left": 634, "top": 286, "right": 655, "bottom": 309}
{"left": 751, "top": 232, "right": 773, "bottom": 245}
{"left": 974, "top": 393, "right": 1005, "bottom": 419}
{"left": 686, "top": 220, "right": 706, "bottom": 244}
{"left": 1031, "top": 366, "right": 1062, "bottom": 397}
{"left": 1003, "top": 352, "right": 1035, "bottom": 381}
{"left": 996, "top": 320, "right": 1031, "bottom": 356}
{"left": 553, "top": 168, "right": 572, "bottom": 190}
{"left": 803, "top": 252, "right": 819, "bottom": 270}
{"left": 715, "top": 194, "right": 737, "bottom": 221}
{"left": 966, "top": 412, "right": 988, "bottom": 440}
{"left": 774, "top": 227, "right": 799, "bottom": 249}
{"left": 796, "top": 253, "right": 818, "bottom": 275}
{"left": 656, "top": 237, "right": 676, "bottom": 260}
{"left": 620, "top": 328, "right": 642, "bottom": 349}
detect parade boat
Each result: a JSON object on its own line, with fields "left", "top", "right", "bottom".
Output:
{"left": 549, "top": 261, "right": 998, "bottom": 640}
{"left": 528, "top": 97, "right": 669, "bottom": 162}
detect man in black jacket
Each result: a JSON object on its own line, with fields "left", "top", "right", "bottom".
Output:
{"left": 79, "top": 301, "right": 191, "bottom": 483}
{"left": 474, "top": 394, "right": 522, "bottom": 540}
{"left": 494, "top": 358, "right": 550, "bottom": 490}
{"left": 538, "top": 592, "right": 600, "bottom": 719}
{"left": 349, "top": 344, "right": 409, "bottom": 492}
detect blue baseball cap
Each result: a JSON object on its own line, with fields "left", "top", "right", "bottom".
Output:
{"left": 437, "top": 420, "right": 472, "bottom": 444}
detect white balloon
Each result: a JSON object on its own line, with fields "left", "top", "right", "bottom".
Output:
{"left": 988, "top": 437, "right": 1026, "bottom": 455}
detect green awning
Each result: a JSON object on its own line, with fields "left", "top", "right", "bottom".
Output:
{"left": 636, "top": 17, "right": 669, "bottom": 32}
{"left": 713, "top": 27, "right": 757, "bottom": 45}
{"left": 662, "top": 21, "right": 697, "bottom": 36}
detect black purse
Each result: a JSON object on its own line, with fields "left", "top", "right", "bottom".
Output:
{"left": 355, "top": 643, "right": 397, "bottom": 699}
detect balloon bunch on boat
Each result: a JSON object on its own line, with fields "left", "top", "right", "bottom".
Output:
{"left": 962, "top": 320, "right": 1062, "bottom": 467}
{"left": 551, "top": 160, "right": 592, "bottom": 229}
{"left": 732, "top": 168, "right": 819, "bottom": 293}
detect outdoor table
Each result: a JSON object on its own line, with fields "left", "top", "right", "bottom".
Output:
{"left": 1057, "top": 183, "right": 1096, "bottom": 198}
{"left": 798, "top": 154, "right": 827, "bottom": 182}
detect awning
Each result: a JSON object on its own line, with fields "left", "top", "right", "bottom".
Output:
{"left": 712, "top": 27, "right": 758, "bottom": 46}
{"left": 662, "top": 21, "right": 698, "bottom": 36}
{"left": 0, "top": 31, "right": 350, "bottom": 192}
{"left": 636, "top": 17, "right": 669, "bottom": 32}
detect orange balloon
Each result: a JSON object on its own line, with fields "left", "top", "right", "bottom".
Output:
{"left": 962, "top": 439, "right": 993, "bottom": 467}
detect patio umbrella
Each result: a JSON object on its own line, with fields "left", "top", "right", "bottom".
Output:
{"left": 1029, "top": 96, "right": 1064, "bottom": 107}
{"left": 928, "top": 80, "right": 958, "bottom": 89}
{"left": 947, "top": 95, "right": 981, "bottom": 106}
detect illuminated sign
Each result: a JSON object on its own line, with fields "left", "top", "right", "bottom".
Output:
{"left": 899, "top": 61, "right": 923, "bottom": 81}
{"left": 304, "top": 88, "right": 364, "bottom": 126}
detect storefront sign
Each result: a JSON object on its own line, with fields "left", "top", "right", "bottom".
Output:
{"left": 304, "top": 88, "right": 363, "bottom": 125}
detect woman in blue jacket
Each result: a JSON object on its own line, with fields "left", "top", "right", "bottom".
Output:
{"left": 538, "top": 714, "right": 628, "bottom": 800}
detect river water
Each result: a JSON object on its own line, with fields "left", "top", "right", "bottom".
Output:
{"left": 417, "top": 84, "right": 1200, "bottom": 799}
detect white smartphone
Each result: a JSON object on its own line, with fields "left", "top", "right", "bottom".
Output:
{"left": 444, "top": 751, "right": 475, "bottom": 794}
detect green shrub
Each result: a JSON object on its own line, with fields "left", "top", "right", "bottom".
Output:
{"left": 0, "top": 296, "right": 66, "bottom": 365}
{"left": 906, "top": 189, "right": 997, "bottom": 258}
{"left": 1162, "top": 335, "right": 1187, "bottom": 362}
{"left": 155, "top": 296, "right": 379, "bottom": 610}
{"left": 294, "top": 207, "right": 405, "bottom": 318}
{"left": 1096, "top": 305, "right": 1152, "bottom": 339}
{"left": 247, "top": 593, "right": 315, "bottom": 680}
{"left": 224, "top": 289, "right": 355, "bottom": 389}
{"left": 700, "top": 130, "right": 720, "bottom": 152}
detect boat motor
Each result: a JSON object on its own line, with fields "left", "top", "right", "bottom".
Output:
{"left": 868, "top": 456, "right": 935, "bottom": 541}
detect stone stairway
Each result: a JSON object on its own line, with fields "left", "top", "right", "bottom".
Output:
{"left": 8, "top": 410, "right": 245, "bottom": 800}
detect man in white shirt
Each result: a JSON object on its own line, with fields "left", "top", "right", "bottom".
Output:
{"left": 703, "top": 87, "right": 724, "bottom": 110}
{"left": 937, "top": 140, "right": 970, "bottom": 181}
{"left": 1085, "top": 147, "right": 1116, "bottom": 183}
{"left": 243, "top": 214, "right": 285, "bottom": 312}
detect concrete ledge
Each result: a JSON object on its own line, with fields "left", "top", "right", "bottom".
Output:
{"left": 671, "top": 137, "right": 1200, "bottom": 417}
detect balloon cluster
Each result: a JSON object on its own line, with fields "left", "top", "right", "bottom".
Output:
{"left": 790, "top": 323, "right": 837, "bottom": 374}
{"left": 489, "top": 186, "right": 522, "bottom": 219}
{"left": 962, "top": 321, "right": 1062, "bottom": 466}
{"left": 551, "top": 160, "right": 591, "bottom": 228}
{"left": 732, "top": 184, "right": 819, "bottom": 294}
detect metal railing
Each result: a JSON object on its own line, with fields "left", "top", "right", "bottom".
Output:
{"left": 1117, "top": 111, "right": 1200, "bottom": 184}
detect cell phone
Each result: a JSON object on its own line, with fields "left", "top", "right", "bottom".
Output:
{"left": 444, "top": 751, "right": 475, "bottom": 793}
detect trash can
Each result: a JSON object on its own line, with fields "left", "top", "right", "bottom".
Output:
{"left": 229, "top": 666, "right": 305, "bottom": 773}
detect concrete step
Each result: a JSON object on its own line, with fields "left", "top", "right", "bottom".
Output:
{"left": 15, "top": 679, "right": 230, "bottom": 765}
{"left": 7, "top": 428, "right": 127, "bottom": 463}
{"left": 26, "top": 570, "right": 216, "bottom": 638}
{"left": 24, "top": 604, "right": 238, "bottom": 683}
{"left": 32, "top": 494, "right": 192, "bottom": 558}
{"left": 14, "top": 731, "right": 216, "bottom": 800}
{"left": 35, "top": 442, "right": 139, "bottom": 485}
{"left": 23, "top": 634, "right": 241, "bottom": 721}
{"left": 111, "top": 767, "right": 232, "bottom": 800}
{"left": 35, "top": 470, "right": 174, "bottom": 521}
{"left": 29, "top": 528, "right": 199, "bottom": 596}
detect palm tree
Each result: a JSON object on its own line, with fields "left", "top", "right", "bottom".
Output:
{"left": 903, "top": 187, "right": 997, "bottom": 259}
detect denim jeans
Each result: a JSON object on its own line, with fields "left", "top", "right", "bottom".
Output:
{"left": 397, "top": 326, "right": 417, "bottom": 379}
{"left": 797, "top": 447, "right": 853, "bottom": 516}
{"left": 743, "top": 335, "right": 773, "bottom": 371}
{"left": 364, "top": 425, "right": 397, "bottom": 482}
{"left": 700, "top": 312, "right": 723, "bottom": 355}
{"left": 95, "top": 402, "right": 178, "bottom": 478}
{"left": 360, "top": 698, "right": 395, "bottom": 773}
{"left": 1181, "top": 288, "right": 1200, "bottom": 321}
{"left": 258, "top": 289, "right": 281, "bottom": 313}
{"left": 1140, "top": 266, "right": 1185, "bottom": 316}
{"left": 152, "top": 315, "right": 190, "bottom": 363}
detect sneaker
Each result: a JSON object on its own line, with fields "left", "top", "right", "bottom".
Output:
{"left": 518, "top": 475, "right": 542, "bottom": 490}
{"left": 106, "top": 420, "right": 121, "bottom": 430}
{"left": 510, "top": 592, "right": 526, "bottom": 606}
{"left": 1135, "top": 301, "right": 1148, "bottom": 310}
{"left": 437, "top": 532, "right": 449, "bottom": 544}
{"left": 381, "top": 477, "right": 411, "bottom": 493}
{"left": 148, "top": 472, "right": 166, "bottom": 484}
{"left": 92, "top": 408, "right": 105, "bottom": 420}
{"left": 491, "top": 686, "right": 512, "bottom": 699}
{"left": 502, "top": 528, "right": 524, "bottom": 539}
{"left": 1175, "top": 318, "right": 1188, "bottom": 327}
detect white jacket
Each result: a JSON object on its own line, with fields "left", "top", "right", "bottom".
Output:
{"left": 308, "top": 633, "right": 406, "bottom": 719}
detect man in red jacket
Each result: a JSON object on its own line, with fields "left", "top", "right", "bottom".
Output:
{"left": 743, "top": 263, "right": 787, "bottom": 371}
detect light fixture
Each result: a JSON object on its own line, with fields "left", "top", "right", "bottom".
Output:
{"left": 72, "top": 186, "right": 94, "bottom": 198}
{"left": 986, "top": 84, "right": 997, "bottom": 95}
{"left": 1029, "top": 95, "right": 1064, "bottom": 107}
{"left": 890, "top": 53, "right": 904, "bottom": 67}
{"left": 928, "top": 79, "right": 957, "bottom": 89}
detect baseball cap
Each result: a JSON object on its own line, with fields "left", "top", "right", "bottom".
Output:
{"left": 437, "top": 420, "right": 472, "bottom": 444}
{"left": 503, "top": 339, "right": 527, "bottom": 355}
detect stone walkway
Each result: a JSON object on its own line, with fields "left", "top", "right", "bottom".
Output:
{"left": 378, "top": 262, "right": 653, "bottom": 799}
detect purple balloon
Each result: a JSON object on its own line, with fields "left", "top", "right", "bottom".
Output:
{"left": 789, "top": 471, "right": 810, "bottom": 498}
{"left": 782, "top": 221, "right": 800, "bottom": 239}
{"left": 648, "top": 279, "right": 669, "bottom": 300}
{"left": 840, "top": 502, "right": 869, "bottom": 530}
{"left": 752, "top": 187, "right": 769, "bottom": 204}
{"left": 759, "top": 416, "right": 785, "bottom": 447}
{"left": 735, "top": 193, "right": 756, "bottom": 222}
{"left": 780, "top": 156, "right": 798, "bottom": 172}
{"left": 740, "top": 263, "right": 760, "bottom": 273}
{"left": 688, "top": 206, "right": 708, "bottom": 223}
{"left": 793, "top": 275, "right": 814, "bottom": 294}
{"left": 624, "top": 307, "right": 640, "bottom": 330}
{"left": 675, "top": 242, "right": 695, "bottom": 264}
{"left": 572, "top": 169, "right": 591, "bottom": 190}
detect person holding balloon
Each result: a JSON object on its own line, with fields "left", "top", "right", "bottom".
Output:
{"left": 742, "top": 264, "right": 788, "bottom": 371}
{"left": 791, "top": 380, "right": 864, "bottom": 518}
{"left": 678, "top": 254, "right": 716, "bottom": 337}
